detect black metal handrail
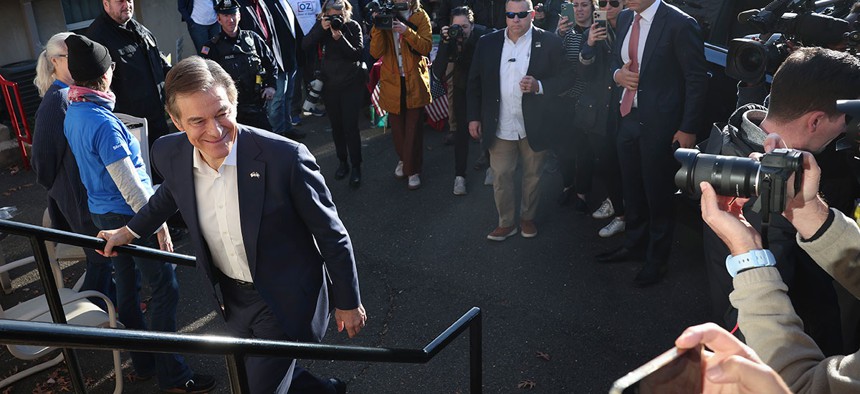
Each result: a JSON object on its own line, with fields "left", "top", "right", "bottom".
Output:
{"left": 0, "top": 219, "right": 483, "bottom": 393}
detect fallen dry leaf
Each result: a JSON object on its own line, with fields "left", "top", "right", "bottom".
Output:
{"left": 536, "top": 351, "right": 550, "bottom": 361}
{"left": 517, "top": 379, "right": 536, "bottom": 389}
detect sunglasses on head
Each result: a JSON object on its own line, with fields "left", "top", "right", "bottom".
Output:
{"left": 598, "top": 1, "right": 620, "bottom": 7}
{"left": 505, "top": 11, "right": 532, "bottom": 19}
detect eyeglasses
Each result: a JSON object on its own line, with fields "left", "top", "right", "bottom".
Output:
{"left": 505, "top": 11, "right": 532, "bottom": 19}
{"left": 55, "top": 54, "right": 68, "bottom": 58}
{"left": 598, "top": 1, "right": 621, "bottom": 7}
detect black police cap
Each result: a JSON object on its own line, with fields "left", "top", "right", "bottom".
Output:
{"left": 215, "top": 0, "right": 240, "bottom": 14}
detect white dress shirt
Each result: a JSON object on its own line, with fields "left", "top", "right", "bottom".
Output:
{"left": 497, "top": 27, "right": 533, "bottom": 141}
{"left": 193, "top": 138, "right": 253, "bottom": 283}
{"left": 619, "top": 0, "right": 659, "bottom": 108}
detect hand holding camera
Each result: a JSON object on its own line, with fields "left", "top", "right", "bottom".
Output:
{"left": 557, "top": 15, "right": 574, "bottom": 36}
{"left": 442, "top": 24, "right": 463, "bottom": 43}
{"left": 587, "top": 23, "right": 607, "bottom": 46}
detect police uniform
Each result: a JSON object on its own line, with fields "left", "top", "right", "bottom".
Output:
{"left": 201, "top": 27, "right": 278, "bottom": 130}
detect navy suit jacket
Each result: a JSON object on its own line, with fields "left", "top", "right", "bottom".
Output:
{"left": 127, "top": 126, "right": 361, "bottom": 343}
{"left": 466, "top": 27, "right": 576, "bottom": 153}
{"left": 611, "top": 1, "right": 707, "bottom": 137}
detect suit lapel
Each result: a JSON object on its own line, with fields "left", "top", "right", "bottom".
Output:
{"left": 640, "top": 1, "right": 668, "bottom": 75}
{"left": 236, "top": 129, "right": 266, "bottom": 277}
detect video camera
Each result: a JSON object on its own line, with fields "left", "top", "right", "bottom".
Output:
{"left": 365, "top": 0, "right": 409, "bottom": 30}
{"left": 726, "top": 0, "right": 854, "bottom": 83}
{"left": 675, "top": 148, "right": 804, "bottom": 226}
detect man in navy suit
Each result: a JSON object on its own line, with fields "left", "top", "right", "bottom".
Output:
{"left": 466, "top": 0, "right": 575, "bottom": 241}
{"left": 99, "top": 57, "right": 364, "bottom": 394}
{"left": 595, "top": 0, "right": 707, "bottom": 287}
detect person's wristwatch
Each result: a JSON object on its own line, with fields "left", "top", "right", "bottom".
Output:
{"left": 725, "top": 249, "right": 776, "bottom": 278}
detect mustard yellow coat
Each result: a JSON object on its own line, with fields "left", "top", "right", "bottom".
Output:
{"left": 369, "top": 8, "right": 432, "bottom": 115}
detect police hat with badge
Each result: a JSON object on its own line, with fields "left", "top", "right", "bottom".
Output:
{"left": 215, "top": 0, "right": 240, "bottom": 14}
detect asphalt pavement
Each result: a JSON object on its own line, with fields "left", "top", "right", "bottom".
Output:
{"left": 0, "top": 114, "right": 710, "bottom": 393}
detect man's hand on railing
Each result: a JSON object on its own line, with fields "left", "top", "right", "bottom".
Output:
{"left": 96, "top": 226, "right": 136, "bottom": 257}
{"left": 335, "top": 304, "right": 367, "bottom": 338}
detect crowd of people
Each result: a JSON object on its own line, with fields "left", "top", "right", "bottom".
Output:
{"left": 24, "top": 0, "right": 860, "bottom": 392}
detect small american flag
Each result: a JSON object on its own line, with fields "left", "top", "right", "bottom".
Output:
{"left": 370, "top": 82, "right": 385, "bottom": 118}
{"left": 425, "top": 75, "right": 448, "bottom": 123}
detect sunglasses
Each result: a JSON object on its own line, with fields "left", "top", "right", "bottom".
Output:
{"left": 598, "top": 1, "right": 621, "bottom": 7}
{"left": 505, "top": 11, "right": 532, "bottom": 19}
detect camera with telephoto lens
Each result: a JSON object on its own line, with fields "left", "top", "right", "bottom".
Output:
{"left": 303, "top": 71, "right": 324, "bottom": 113}
{"left": 675, "top": 148, "right": 804, "bottom": 218}
{"left": 365, "top": 0, "right": 408, "bottom": 30}
{"left": 325, "top": 14, "right": 344, "bottom": 30}
{"left": 727, "top": 0, "right": 853, "bottom": 83}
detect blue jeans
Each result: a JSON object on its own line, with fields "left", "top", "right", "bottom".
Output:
{"left": 268, "top": 69, "right": 296, "bottom": 134}
{"left": 91, "top": 212, "right": 192, "bottom": 389}
{"left": 186, "top": 20, "right": 221, "bottom": 54}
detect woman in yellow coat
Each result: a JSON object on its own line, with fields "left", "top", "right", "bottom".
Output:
{"left": 369, "top": 0, "right": 432, "bottom": 190}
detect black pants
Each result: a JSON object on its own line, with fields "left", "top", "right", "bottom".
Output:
{"left": 616, "top": 109, "right": 676, "bottom": 263}
{"left": 238, "top": 105, "right": 273, "bottom": 132}
{"left": 453, "top": 89, "right": 469, "bottom": 176}
{"left": 556, "top": 97, "right": 594, "bottom": 194}
{"left": 323, "top": 82, "right": 365, "bottom": 167}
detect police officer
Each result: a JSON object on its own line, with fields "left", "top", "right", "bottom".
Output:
{"left": 202, "top": 0, "right": 278, "bottom": 130}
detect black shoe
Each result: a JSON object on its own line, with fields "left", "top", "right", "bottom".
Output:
{"left": 335, "top": 161, "right": 349, "bottom": 180}
{"left": 557, "top": 187, "right": 573, "bottom": 206}
{"left": 284, "top": 130, "right": 307, "bottom": 140}
{"left": 633, "top": 262, "right": 668, "bottom": 287}
{"left": 329, "top": 378, "right": 346, "bottom": 394}
{"left": 596, "top": 247, "right": 643, "bottom": 263}
{"left": 349, "top": 167, "right": 361, "bottom": 188}
{"left": 164, "top": 374, "right": 216, "bottom": 393}
{"left": 573, "top": 196, "right": 588, "bottom": 214}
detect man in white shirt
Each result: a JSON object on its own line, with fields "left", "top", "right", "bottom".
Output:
{"left": 467, "top": 0, "right": 575, "bottom": 241}
{"left": 179, "top": 0, "right": 222, "bottom": 53}
{"left": 99, "top": 57, "right": 364, "bottom": 394}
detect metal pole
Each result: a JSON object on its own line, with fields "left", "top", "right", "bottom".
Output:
{"left": 226, "top": 353, "right": 249, "bottom": 394}
{"left": 29, "top": 236, "right": 86, "bottom": 393}
{"left": 469, "top": 310, "right": 482, "bottom": 394}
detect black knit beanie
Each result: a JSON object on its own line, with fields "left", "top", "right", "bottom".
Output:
{"left": 65, "top": 34, "right": 112, "bottom": 82}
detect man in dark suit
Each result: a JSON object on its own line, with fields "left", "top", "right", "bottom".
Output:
{"left": 467, "top": 0, "right": 574, "bottom": 241}
{"left": 99, "top": 57, "right": 364, "bottom": 394}
{"left": 237, "top": 0, "right": 307, "bottom": 140}
{"left": 596, "top": 0, "right": 707, "bottom": 287}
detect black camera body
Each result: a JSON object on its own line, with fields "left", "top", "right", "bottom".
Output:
{"left": 326, "top": 14, "right": 344, "bottom": 30}
{"left": 727, "top": 0, "right": 853, "bottom": 83}
{"left": 675, "top": 148, "right": 803, "bottom": 219}
{"left": 365, "top": 0, "right": 408, "bottom": 30}
{"left": 448, "top": 24, "right": 463, "bottom": 39}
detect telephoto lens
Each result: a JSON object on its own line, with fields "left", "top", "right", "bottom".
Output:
{"left": 674, "top": 148, "right": 761, "bottom": 197}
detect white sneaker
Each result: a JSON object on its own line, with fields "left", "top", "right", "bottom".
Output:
{"left": 599, "top": 217, "right": 626, "bottom": 238}
{"left": 394, "top": 161, "right": 404, "bottom": 178}
{"left": 408, "top": 174, "right": 421, "bottom": 190}
{"left": 453, "top": 176, "right": 467, "bottom": 196}
{"left": 484, "top": 168, "right": 494, "bottom": 186}
{"left": 592, "top": 198, "right": 615, "bottom": 219}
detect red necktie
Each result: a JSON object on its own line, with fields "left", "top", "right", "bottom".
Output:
{"left": 620, "top": 14, "right": 641, "bottom": 117}
{"left": 255, "top": 2, "right": 271, "bottom": 44}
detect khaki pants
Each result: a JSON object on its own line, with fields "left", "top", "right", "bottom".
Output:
{"left": 489, "top": 138, "right": 546, "bottom": 227}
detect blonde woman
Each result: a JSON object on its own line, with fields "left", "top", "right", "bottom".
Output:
{"left": 369, "top": 0, "right": 432, "bottom": 190}
{"left": 30, "top": 32, "right": 116, "bottom": 309}
{"left": 302, "top": 0, "right": 366, "bottom": 188}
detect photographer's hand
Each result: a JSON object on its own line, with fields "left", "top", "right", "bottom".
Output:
{"left": 441, "top": 25, "right": 450, "bottom": 42}
{"left": 700, "top": 181, "right": 761, "bottom": 256}
{"left": 392, "top": 20, "right": 407, "bottom": 34}
{"left": 587, "top": 23, "right": 606, "bottom": 46}
{"left": 322, "top": 17, "right": 331, "bottom": 30}
{"left": 332, "top": 28, "right": 343, "bottom": 40}
{"left": 672, "top": 130, "right": 696, "bottom": 149}
{"left": 675, "top": 323, "right": 792, "bottom": 394}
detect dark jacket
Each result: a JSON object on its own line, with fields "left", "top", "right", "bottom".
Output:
{"left": 86, "top": 12, "right": 171, "bottom": 142}
{"left": 466, "top": 27, "right": 576, "bottom": 152}
{"left": 436, "top": 0, "right": 490, "bottom": 28}
{"left": 202, "top": 29, "right": 278, "bottom": 107}
{"left": 431, "top": 24, "right": 490, "bottom": 94}
{"left": 578, "top": 24, "right": 619, "bottom": 136}
{"left": 301, "top": 19, "right": 365, "bottom": 89}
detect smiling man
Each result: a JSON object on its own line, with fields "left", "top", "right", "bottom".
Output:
{"left": 98, "top": 56, "right": 365, "bottom": 394}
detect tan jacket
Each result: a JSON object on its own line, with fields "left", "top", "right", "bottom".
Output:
{"left": 732, "top": 208, "right": 860, "bottom": 393}
{"left": 369, "top": 8, "right": 432, "bottom": 114}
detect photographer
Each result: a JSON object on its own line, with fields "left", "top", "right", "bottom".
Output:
{"left": 577, "top": 0, "right": 626, "bottom": 237}
{"left": 369, "top": 0, "right": 432, "bottom": 190}
{"left": 700, "top": 137, "right": 860, "bottom": 393}
{"left": 303, "top": 0, "right": 367, "bottom": 188}
{"left": 701, "top": 47, "right": 860, "bottom": 355}
{"left": 533, "top": 0, "right": 561, "bottom": 32}
{"left": 432, "top": 6, "right": 490, "bottom": 195}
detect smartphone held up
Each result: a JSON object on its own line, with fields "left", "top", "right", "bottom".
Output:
{"left": 609, "top": 345, "right": 703, "bottom": 394}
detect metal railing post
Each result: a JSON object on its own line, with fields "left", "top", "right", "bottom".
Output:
{"left": 226, "top": 353, "right": 249, "bottom": 394}
{"left": 469, "top": 310, "right": 482, "bottom": 394}
{"left": 28, "top": 236, "right": 86, "bottom": 393}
